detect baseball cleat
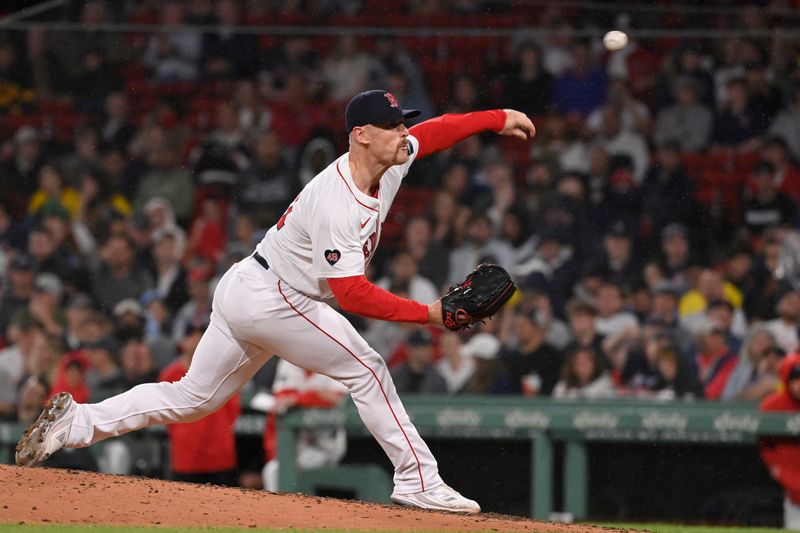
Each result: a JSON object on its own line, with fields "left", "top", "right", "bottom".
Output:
{"left": 15, "top": 392, "right": 76, "bottom": 467}
{"left": 391, "top": 484, "right": 481, "bottom": 513}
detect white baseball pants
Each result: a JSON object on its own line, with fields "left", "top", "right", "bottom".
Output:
{"left": 66, "top": 256, "right": 442, "bottom": 494}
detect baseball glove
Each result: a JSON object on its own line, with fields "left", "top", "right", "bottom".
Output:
{"left": 441, "top": 264, "right": 516, "bottom": 331}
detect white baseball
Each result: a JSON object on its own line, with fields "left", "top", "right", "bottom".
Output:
{"left": 603, "top": 30, "right": 629, "bottom": 51}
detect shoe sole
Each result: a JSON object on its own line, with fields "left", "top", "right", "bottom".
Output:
{"left": 390, "top": 493, "right": 481, "bottom": 514}
{"left": 15, "top": 392, "right": 73, "bottom": 467}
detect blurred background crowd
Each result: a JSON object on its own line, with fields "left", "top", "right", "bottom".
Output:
{"left": 3, "top": 0, "right": 800, "bottom": 438}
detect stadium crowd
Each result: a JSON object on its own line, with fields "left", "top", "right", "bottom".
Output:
{"left": 3, "top": 0, "right": 800, "bottom": 440}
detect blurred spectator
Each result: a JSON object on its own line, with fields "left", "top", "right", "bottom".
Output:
{"left": 461, "top": 332, "right": 512, "bottom": 394}
{"left": 658, "top": 223, "right": 694, "bottom": 294}
{"left": 691, "top": 321, "right": 738, "bottom": 400}
{"left": 297, "top": 134, "right": 337, "bottom": 189}
{"left": 236, "top": 131, "right": 299, "bottom": 226}
{"left": 651, "top": 347, "right": 704, "bottom": 400}
{"left": 640, "top": 142, "right": 697, "bottom": 243}
{"left": 27, "top": 163, "right": 80, "bottom": 220}
{"left": 144, "top": 1, "right": 201, "bottom": 82}
{"left": 391, "top": 329, "right": 447, "bottom": 394}
{"left": 149, "top": 225, "right": 189, "bottom": 312}
{"left": 51, "top": 351, "right": 91, "bottom": 404}
{"left": 765, "top": 289, "right": 800, "bottom": 354}
{"left": 403, "top": 216, "right": 450, "bottom": 291}
{"left": 114, "top": 298, "right": 175, "bottom": 371}
{"left": 500, "top": 207, "right": 537, "bottom": 276}
{"left": 594, "top": 282, "right": 638, "bottom": 338}
{"left": 653, "top": 76, "right": 713, "bottom": 152}
{"left": 100, "top": 92, "right": 136, "bottom": 151}
{"left": 186, "top": 199, "right": 226, "bottom": 264}
{"left": 759, "top": 354, "right": 800, "bottom": 530}
{"left": 448, "top": 212, "right": 514, "bottom": 286}
{"left": 500, "top": 41, "right": 553, "bottom": 116}
{"left": 257, "top": 36, "right": 321, "bottom": 103}
{"left": 503, "top": 309, "right": 564, "bottom": 396}
{"left": 0, "top": 38, "right": 33, "bottom": 96}
{"left": 0, "top": 126, "right": 43, "bottom": 216}
{"left": 29, "top": 272, "right": 65, "bottom": 338}
{"left": 711, "top": 77, "right": 770, "bottom": 150}
{"left": 647, "top": 281, "right": 693, "bottom": 356}
{"left": 16, "top": 375, "right": 50, "bottom": 423}
{"left": 322, "top": 35, "right": 377, "bottom": 101}
{"left": 160, "top": 320, "right": 240, "bottom": 485}
{"left": 517, "top": 226, "right": 580, "bottom": 315}
{"left": 372, "top": 36, "right": 430, "bottom": 114}
{"left": 723, "top": 326, "right": 782, "bottom": 401}
{"left": 552, "top": 346, "right": 616, "bottom": 399}
{"left": 590, "top": 105, "right": 650, "bottom": 183}
{"left": 552, "top": 41, "right": 607, "bottom": 117}
{"left": 70, "top": 46, "right": 123, "bottom": 113}
{"left": 377, "top": 251, "right": 438, "bottom": 304}
{"left": 435, "top": 332, "right": 475, "bottom": 394}
{"left": 119, "top": 331, "right": 159, "bottom": 388}
{"left": 64, "top": 293, "right": 94, "bottom": 351}
{"left": 619, "top": 322, "right": 674, "bottom": 394}
{"left": 745, "top": 60, "right": 782, "bottom": 123}
{"left": 446, "top": 75, "right": 487, "bottom": 114}
{"left": 760, "top": 137, "right": 800, "bottom": 207}
{"left": 201, "top": 0, "right": 258, "bottom": 79}
{"left": 707, "top": 298, "right": 744, "bottom": 355}
{"left": 741, "top": 160, "right": 797, "bottom": 238}
{"left": 0, "top": 254, "right": 35, "bottom": 335}
{"left": 591, "top": 220, "right": 639, "bottom": 288}
{"left": 141, "top": 290, "right": 172, "bottom": 345}
{"left": 133, "top": 144, "right": 195, "bottom": 222}
{"left": 769, "top": 84, "right": 800, "bottom": 162}
{"left": 565, "top": 298, "right": 606, "bottom": 359}
{"left": 91, "top": 233, "right": 153, "bottom": 314}
{"left": 262, "top": 359, "right": 348, "bottom": 492}
{"left": 586, "top": 78, "right": 651, "bottom": 135}
{"left": 0, "top": 311, "right": 42, "bottom": 418}
{"left": 172, "top": 266, "right": 213, "bottom": 342}
{"left": 653, "top": 44, "right": 714, "bottom": 110}
{"left": 83, "top": 335, "right": 125, "bottom": 398}
{"left": 679, "top": 269, "right": 746, "bottom": 337}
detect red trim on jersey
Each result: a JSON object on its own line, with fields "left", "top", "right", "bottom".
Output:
{"left": 277, "top": 280, "right": 426, "bottom": 491}
{"left": 336, "top": 160, "right": 380, "bottom": 213}
{"left": 328, "top": 275, "right": 429, "bottom": 323}
{"left": 409, "top": 110, "right": 507, "bottom": 159}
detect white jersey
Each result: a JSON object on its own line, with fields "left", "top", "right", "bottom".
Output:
{"left": 257, "top": 135, "right": 420, "bottom": 300}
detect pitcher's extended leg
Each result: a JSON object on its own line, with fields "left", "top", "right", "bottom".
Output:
{"left": 66, "top": 314, "right": 270, "bottom": 447}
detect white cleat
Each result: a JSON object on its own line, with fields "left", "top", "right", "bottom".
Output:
{"left": 391, "top": 484, "right": 481, "bottom": 514}
{"left": 15, "top": 392, "right": 76, "bottom": 467}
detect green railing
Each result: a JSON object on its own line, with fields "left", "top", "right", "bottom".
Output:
{"left": 275, "top": 396, "right": 800, "bottom": 519}
{"left": 3, "top": 397, "right": 799, "bottom": 519}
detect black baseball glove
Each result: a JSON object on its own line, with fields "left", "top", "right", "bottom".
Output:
{"left": 441, "top": 264, "right": 516, "bottom": 331}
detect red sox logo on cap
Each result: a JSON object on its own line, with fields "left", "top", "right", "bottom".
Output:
{"left": 384, "top": 92, "right": 399, "bottom": 108}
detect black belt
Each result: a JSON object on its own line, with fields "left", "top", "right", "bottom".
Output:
{"left": 253, "top": 251, "right": 270, "bottom": 271}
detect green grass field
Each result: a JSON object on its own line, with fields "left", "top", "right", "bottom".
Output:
{"left": 0, "top": 524, "right": 784, "bottom": 532}
{"left": 602, "top": 524, "right": 780, "bottom": 533}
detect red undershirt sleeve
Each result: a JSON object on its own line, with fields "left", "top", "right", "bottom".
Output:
{"left": 327, "top": 275, "right": 430, "bottom": 324}
{"left": 409, "top": 110, "right": 507, "bottom": 159}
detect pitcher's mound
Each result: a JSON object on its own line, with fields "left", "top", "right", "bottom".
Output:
{"left": 0, "top": 465, "right": 627, "bottom": 532}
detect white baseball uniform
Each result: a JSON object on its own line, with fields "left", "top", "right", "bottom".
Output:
{"left": 63, "top": 134, "right": 446, "bottom": 494}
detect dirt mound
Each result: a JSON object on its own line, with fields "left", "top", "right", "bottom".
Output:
{"left": 0, "top": 465, "right": 631, "bottom": 532}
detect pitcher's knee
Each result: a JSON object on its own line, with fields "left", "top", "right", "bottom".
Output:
{"left": 170, "top": 379, "right": 224, "bottom": 421}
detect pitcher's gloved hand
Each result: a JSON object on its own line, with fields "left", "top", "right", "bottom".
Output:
{"left": 440, "top": 264, "right": 516, "bottom": 331}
